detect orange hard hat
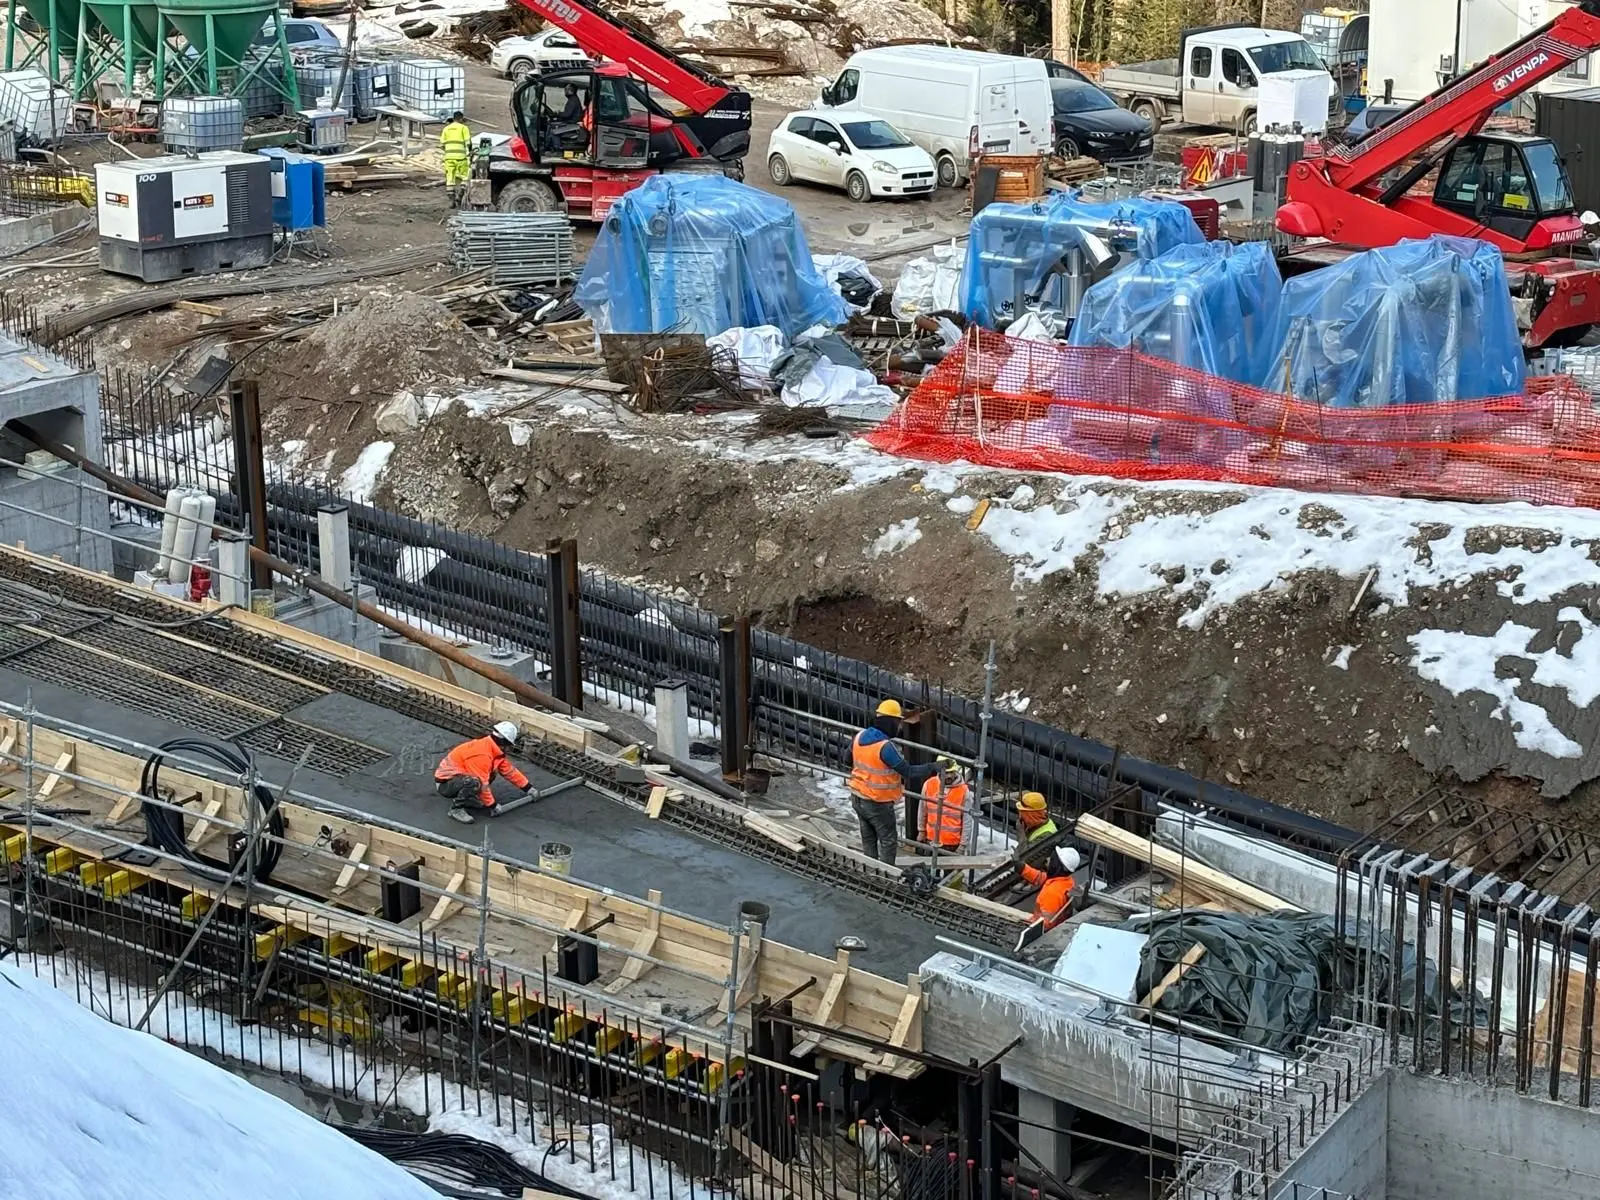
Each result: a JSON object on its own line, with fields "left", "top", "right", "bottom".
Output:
{"left": 1017, "top": 791, "right": 1047, "bottom": 812}
{"left": 875, "top": 699, "right": 903, "bottom": 719}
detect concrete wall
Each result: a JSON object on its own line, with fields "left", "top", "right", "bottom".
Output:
{"left": 1387, "top": 1073, "right": 1600, "bottom": 1200}
{"left": 0, "top": 335, "right": 111, "bottom": 573}
{"left": 1268, "top": 1072, "right": 1388, "bottom": 1200}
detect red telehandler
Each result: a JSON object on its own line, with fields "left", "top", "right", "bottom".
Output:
{"left": 1277, "top": 0, "right": 1600, "bottom": 347}
{"left": 477, "top": 0, "right": 752, "bottom": 220}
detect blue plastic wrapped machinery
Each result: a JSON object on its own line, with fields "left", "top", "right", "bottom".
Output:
{"left": 961, "top": 191, "right": 1205, "bottom": 330}
{"left": 1068, "top": 241, "right": 1284, "bottom": 386}
{"left": 1269, "top": 236, "right": 1526, "bottom": 407}
{"left": 574, "top": 175, "right": 847, "bottom": 337}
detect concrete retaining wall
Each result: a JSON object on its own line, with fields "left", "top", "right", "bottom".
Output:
{"left": 1267, "top": 1072, "right": 1388, "bottom": 1200}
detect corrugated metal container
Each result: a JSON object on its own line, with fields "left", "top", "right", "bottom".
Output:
{"left": 1536, "top": 87, "right": 1600, "bottom": 216}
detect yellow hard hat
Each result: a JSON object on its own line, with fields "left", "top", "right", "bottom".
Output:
{"left": 1017, "top": 791, "right": 1047, "bottom": 812}
{"left": 875, "top": 699, "right": 903, "bottom": 718}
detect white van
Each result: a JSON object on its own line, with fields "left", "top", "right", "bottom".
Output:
{"left": 819, "top": 46, "right": 1053, "bottom": 188}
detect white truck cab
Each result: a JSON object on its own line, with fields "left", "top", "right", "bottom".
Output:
{"left": 1102, "top": 25, "right": 1335, "bottom": 132}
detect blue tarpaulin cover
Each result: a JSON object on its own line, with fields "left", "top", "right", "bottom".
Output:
{"left": 961, "top": 191, "right": 1204, "bottom": 329}
{"left": 1268, "top": 235, "right": 1526, "bottom": 407}
{"left": 1068, "top": 240, "right": 1284, "bottom": 385}
{"left": 574, "top": 175, "right": 846, "bottom": 337}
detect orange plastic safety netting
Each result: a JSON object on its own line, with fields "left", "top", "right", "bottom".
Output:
{"left": 865, "top": 329, "right": 1600, "bottom": 509}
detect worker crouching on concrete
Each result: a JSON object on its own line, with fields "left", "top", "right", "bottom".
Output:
{"left": 1016, "top": 791, "right": 1058, "bottom": 843}
{"left": 921, "top": 757, "right": 967, "bottom": 851}
{"left": 848, "top": 700, "right": 936, "bottom": 864}
{"left": 435, "top": 720, "right": 533, "bottom": 823}
{"left": 441, "top": 110, "right": 472, "bottom": 207}
{"left": 1020, "top": 846, "right": 1080, "bottom": 930}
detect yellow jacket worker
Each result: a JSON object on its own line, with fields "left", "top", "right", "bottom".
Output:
{"left": 440, "top": 110, "right": 472, "bottom": 201}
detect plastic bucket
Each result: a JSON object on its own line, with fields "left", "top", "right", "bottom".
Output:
{"left": 540, "top": 841, "right": 573, "bottom": 876}
{"left": 249, "top": 588, "right": 276, "bottom": 618}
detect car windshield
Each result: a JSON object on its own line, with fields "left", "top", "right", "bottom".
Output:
{"left": 1248, "top": 39, "right": 1325, "bottom": 74}
{"left": 1052, "top": 82, "right": 1118, "bottom": 113}
{"left": 841, "top": 120, "right": 910, "bottom": 149}
{"left": 1526, "top": 139, "right": 1575, "bottom": 212}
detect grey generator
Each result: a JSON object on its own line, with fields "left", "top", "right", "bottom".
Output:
{"left": 95, "top": 152, "right": 274, "bottom": 283}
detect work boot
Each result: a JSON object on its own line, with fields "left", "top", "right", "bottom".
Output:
{"left": 448, "top": 805, "right": 475, "bottom": 825}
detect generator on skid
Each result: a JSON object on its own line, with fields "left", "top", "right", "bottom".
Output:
{"left": 95, "top": 152, "right": 274, "bottom": 283}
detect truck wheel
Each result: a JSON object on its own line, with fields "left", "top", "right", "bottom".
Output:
{"left": 767, "top": 153, "right": 792, "bottom": 186}
{"left": 845, "top": 170, "right": 871, "bottom": 202}
{"left": 496, "top": 179, "right": 559, "bottom": 213}
{"left": 1131, "top": 99, "right": 1160, "bottom": 127}
{"left": 936, "top": 153, "right": 959, "bottom": 188}
{"left": 509, "top": 57, "right": 534, "bottom": 82}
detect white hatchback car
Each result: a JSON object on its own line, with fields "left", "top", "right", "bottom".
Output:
{"left": 765, "top": 111, "right": 936, "bottom": 202}
{"left": 489, "top": 28, "right": 591, "bottom": 81}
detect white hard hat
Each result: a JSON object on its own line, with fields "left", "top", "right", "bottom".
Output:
{"left": 1056, "top": 846, "right": 1081, "bottom": 873}
{"left": 492, "top": 720, "right": 520, "bottom": 744}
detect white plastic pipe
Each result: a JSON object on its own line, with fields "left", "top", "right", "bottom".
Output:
{"left": 154, "top": 486, "right": 186, "bottom": 577}
{"left": 168, "top": 493, "right": 204, "bottom": 585}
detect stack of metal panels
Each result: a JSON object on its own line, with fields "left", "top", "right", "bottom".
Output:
{"left": 447, "top": 211, "right": 575, "bottom": 284}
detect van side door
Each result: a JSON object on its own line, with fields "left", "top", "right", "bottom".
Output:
{"left": 1184, "top": 40, "right": 1218, "bottom": 126}
{"left": 1216, "top": 47, "right": 1257, "bottom": 130}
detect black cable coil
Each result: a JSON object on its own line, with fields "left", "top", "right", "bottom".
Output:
{"left": 334, "top": 1126, "right": 582, "bottom": 1198}
{"left": 140, "top": 737, "right": 284, "bottom": 884}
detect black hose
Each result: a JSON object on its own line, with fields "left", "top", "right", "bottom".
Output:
{"left": 333, "top": 1126, "right": 582, "bottom": 1198}
{"left": 140, "top": 738, "right": 283, "bottom": 884}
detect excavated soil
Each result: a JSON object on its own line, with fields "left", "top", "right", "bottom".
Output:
{"left": 359, "top": 398, "right": 1600, "bottom": 838}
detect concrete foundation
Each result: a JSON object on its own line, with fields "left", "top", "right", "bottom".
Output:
{"left": 273, "top": 585, "right": 381, "bottom": 653}
{"left": 377, "top": 632, "right": 544, "bottom": 701}
{"left": 1193, "top": 1069, "right": 1600, "bottom": 1200}
{"left": 0, "top": 333, "right": 110, "bottom": 572}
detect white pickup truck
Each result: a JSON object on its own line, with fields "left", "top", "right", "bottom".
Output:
{"left": 1100, "top": 25, "right": 1335, "bottom": 133}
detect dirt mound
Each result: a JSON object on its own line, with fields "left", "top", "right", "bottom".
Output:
{"left": 263, "top": 291, "right": 487, "bottom": 416}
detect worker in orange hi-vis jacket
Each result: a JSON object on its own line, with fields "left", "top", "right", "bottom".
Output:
{"left": 1019, "top": 846, "right": 1080, "bottom": 930}
{"left": 434, "top": 720, "right": 532, "bottom": 823}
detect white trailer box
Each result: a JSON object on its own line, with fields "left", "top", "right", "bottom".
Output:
{"left": 1258, "top": 68, "right": 1332, "bottom": 132}
{"left": 96, "top": 152, "right": 274, "bottom": 283}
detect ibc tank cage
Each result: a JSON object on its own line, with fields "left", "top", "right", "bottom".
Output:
{"left": 574, "top": 174, "right": 847, "bottom": 338}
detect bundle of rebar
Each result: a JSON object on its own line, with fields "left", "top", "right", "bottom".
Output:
{"left": 447, "top": 211, "right": 576, "bottom": 286}
{"left": 633, "top": 343, "right": 754, "bottom": 414}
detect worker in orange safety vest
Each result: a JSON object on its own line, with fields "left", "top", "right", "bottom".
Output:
{"left": 434, "top": 720, "right": 533, "bottom": 824}
{"left": 920, "top": 757, "right": 967, "bottom": 850}
{"left": 1019, "top": 846, "right": 1080, "bottom": 930}
{"left": 848, "top": 699, "right": 937, "bottom": 864}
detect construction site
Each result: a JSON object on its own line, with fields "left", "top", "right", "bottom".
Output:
{"left": 6, "top": 0, "right": 1600, "bottom": 1195}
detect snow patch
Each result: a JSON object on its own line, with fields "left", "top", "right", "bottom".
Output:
{"left": 1329, "top": 645, "right": 1355, "bottom": 670}
{"left": 341, "top": 442, "right": 394, "bottom": 503}
{"left": 869, "top": 518, "right": 922, "bottom": 557}
{"left": 1409, "top": 617, "right": 1599, "bottom": 760}
{"left": 398, "top": 545, "right": 446, "bottom": 584}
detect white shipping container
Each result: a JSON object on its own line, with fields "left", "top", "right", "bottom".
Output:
{"left": 0, "top": 69, "right": 72, "bottom": 144}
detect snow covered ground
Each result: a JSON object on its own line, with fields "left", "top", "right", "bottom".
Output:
{"left": 14, "top": 956, "right": 715, "bottom": 1200}
{"left": 0, "top": 960, "right": 437, "bottom": 1200}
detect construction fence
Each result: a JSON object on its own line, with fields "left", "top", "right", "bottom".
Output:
{"left": 867, "top": 329, "right": 1600, "bottom": 510}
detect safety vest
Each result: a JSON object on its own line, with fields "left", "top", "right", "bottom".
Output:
{"left": 435, "top": 736, "right": 529, "bottom": 794}
{"left": 921, "top": 777, "right": 966, "bottom": 848}
{"left": 849, "top": 733, "right": 902, "bottom": 804}
{"left": 440, "top": 121, "right": 472, "bottom": 161}
{"left": 1025, "top": 817, "right": 1059, "bottom": 843}
{"left": 1020, "top": 865, "right": 1075, "bottom": 929}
